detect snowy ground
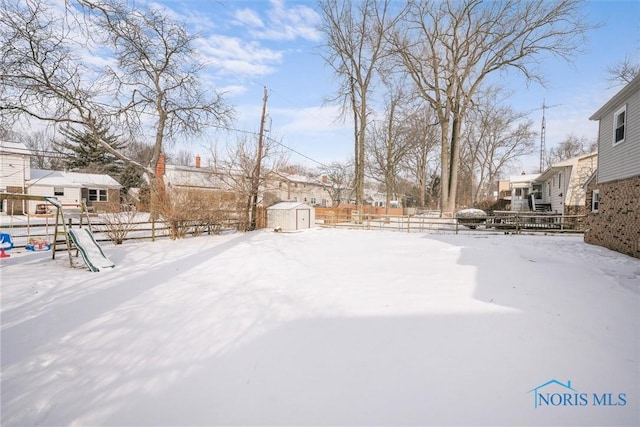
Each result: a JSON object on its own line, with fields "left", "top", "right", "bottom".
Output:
{"left": 1, "top": 228, "right": 638, "bottom": 426}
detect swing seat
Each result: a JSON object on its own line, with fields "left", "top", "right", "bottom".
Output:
{"left": 0, "top": 233, "right": 14, "bottom": 258}
{"left": 25, "top": 237, "right": 51, "bottom": 252}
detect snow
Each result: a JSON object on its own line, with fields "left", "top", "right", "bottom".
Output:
{"left": 1, "top": 228, "right": 638, "bottom": 426}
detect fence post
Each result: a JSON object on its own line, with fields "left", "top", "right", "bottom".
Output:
{"left": 151, "top": 218, "right": 156, "bottom": 242}
{"left": 455, "top": 218, "right": 459, "bottom": 235}
{"left": 516, "top": 214, "right": 521, "bottom": 235}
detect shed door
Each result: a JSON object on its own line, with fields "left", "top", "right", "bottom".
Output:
{"left": 296, "top": 209, "right": 310, "bottom": 229}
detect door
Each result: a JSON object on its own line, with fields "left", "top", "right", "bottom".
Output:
{"left": 296, "top": 209, "right": 310, "bottom": 229}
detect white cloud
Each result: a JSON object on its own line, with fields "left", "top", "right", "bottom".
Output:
{"left": 275, "top": 105, "right": 351, "bottom": 133}
{"left": 196, "top": 35, "right": 282, "bottom": 77}
{"left": 233, "top": 0, "right": 322, "bottom": 42}
{"left": 233, "top": 8, "right": 265, "bottom": 29}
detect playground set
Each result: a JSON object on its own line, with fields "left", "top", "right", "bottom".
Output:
{"left": 0, "top": 193, "right": 114, "bottom": 272}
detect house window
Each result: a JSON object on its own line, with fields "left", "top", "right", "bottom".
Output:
{"left": 592, "top": 190, "right": 600, "bottom": 213}
{"left": 558, "top": 173, "right": 562, "bottom": 189}
{"left": 54, "top": 187, "right": 64, "bottom": 196}
{"left": 88, "top": 189, "right": 108, "bottom": 202}
{"left": 310, "top": 197, "right": 316, "bottom": 205}
{"left": 322, "top": 199, "right": 328, "bottom": 207}
{"left": 613, "top": 105, "right": 626, "bottom": 145}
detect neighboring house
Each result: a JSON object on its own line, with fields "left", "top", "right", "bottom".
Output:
{"left": 1, "top": 140, "right": 122, "bottom": 214}
{"left": 585, "top": 75, "right": 640, "bottom": 258}
{"left": 535, "top": 152, "right": 598, "bottom": 215}
{"left": 27, "top": 169, "right": 122, "bottom": 214}
{"left": 0, "top": 141, "right": 31, "bottom": 214}
{"left": 162, "top": 155, "right": 222, "bottom": 192}
{"left": 265, "top": 172, "right": 333, "bottom": 207}
{"left": 507, "top": 173, "right": 540, "bottom": 211}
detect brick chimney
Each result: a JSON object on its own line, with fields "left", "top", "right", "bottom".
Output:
{"left": 195, "top": 155, "right": 201, "bottom": 168}
{"left": 156, "top": 153, "right": 166, "bottom": 176}
{"left": 322, "top": 175, "right": 328, "bottom": 184}
{"left": 156, "top": 153, "right": 166, "bottom": 193}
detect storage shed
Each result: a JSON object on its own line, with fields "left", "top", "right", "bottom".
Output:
{"left": 266, "top": 201, "right": 315, "bottom": 232}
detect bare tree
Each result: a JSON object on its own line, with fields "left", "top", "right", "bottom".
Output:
{"left": 390, "top": 0, "right": 592, "bottom": 213}
{"left": 321, "top": 161, "right": 354, "bottom": 207}
{"left": 210, "top": 135, "right": 288, "bottom": 231}
{"left": 547, "top": 133, "right": 597, "bottom": 165}
{"left": 0, "top": 0, "right": 233, "bottom": 212}
{"left": 607, "top": 54, "right": 640, "bottom": 87}
{"left": 365, "top": 85, "right": 413, "bottom": 213}
{"left": 401, "top": 103, "right": 440, "bottom": 208}
{"left": 460, "top": 90, "right": 537, "bottom": 205}
{"left": 318, "top": 0, "right": 400, "bottom": 216}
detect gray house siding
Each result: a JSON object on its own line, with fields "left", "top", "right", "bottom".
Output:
{"left": 595, "top": 82, "right": 640, "bottom": 183}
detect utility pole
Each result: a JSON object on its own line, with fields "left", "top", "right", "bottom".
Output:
{"left": 249, "top": 86, "right": 268, "bottom": 231}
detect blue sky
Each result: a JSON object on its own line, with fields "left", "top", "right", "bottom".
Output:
{"left": 151, "top": 0, "right": 639, "bottom": 173}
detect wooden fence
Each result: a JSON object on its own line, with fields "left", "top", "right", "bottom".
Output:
{"left": 315, "top": 211, "right": 586, "bottom": 234}
{"left": 0, "top": 216, "right": 242, "bottom": 250}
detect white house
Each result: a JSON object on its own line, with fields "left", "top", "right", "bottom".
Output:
{"left": 1, "top": 140, "right": 122, "bottom": 214}
{"left": 535, "top": 152, "right": 598, "bottom": 214}
{"left": 507, "top": 173, "right": 540, "bottom": 211}
{"left": 0, "top": 141, "right": 31, "bottom": 214}
{"left": 27, "top": 169, "right": 122, "bottom": 213}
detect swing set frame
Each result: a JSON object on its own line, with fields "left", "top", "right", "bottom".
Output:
{"left": 0, "top": 193, "right": 74, "bottom": 266}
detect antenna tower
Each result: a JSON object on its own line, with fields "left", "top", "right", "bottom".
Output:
{"left": 537, "top": 100, "right": 560, "bottom": 173}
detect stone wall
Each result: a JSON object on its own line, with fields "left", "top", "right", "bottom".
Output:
{"left": 584, "top": 175, "right": 640, "bottom": 258}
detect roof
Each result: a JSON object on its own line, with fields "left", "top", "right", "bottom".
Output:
{"left": 28, "top": 169, "right": 122, "bottom": 188}
{"left": 267, "top": 201, "right": 313, "bottom": 210}
{"left": 271, "top": 172, "right": 327, "bottom": 187}
{"left": 164, "top": 164, "right": 219, "bottom": 189}
{"left": 0, "top": 141, "right": 31, "bottom": 156}
{"left": 509, "top": 173, "right": 540, "bottom": 183}
{"left": 590, "top": 74, "right": 640, "bottom": 121}
{"left": 537, "top": 152, "right": 597, "bottom": 182}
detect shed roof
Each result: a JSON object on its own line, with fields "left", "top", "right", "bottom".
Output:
{"left": 28, "top": 169, "right": 122, "bottom": 188}
{"left": 267, "top": 201, "right": 313, "bottom": 210}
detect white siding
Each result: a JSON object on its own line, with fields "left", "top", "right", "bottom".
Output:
{"left": 0, "top": 154, "right": 30, "bottom": 190}
{"left": 597, "top": 88, "right": 640, "bottom": 183}
{"left": 28, "top": 185, "right": 82, "bottom": 214}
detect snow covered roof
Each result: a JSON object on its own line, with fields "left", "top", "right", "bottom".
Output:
{"left": 267, "top": 201, "right": 313, "bottom": 210}
{"left": 28, "top": 169, "right": 121, "bottom": 188}
{"left": 509, "top": 173, "right": 540, "bottom": 184}
{"left": 0, "top": 141, "right": 31, "bottom": 156}
{"left": 164, "top": 165, "right": 219, "bottom": 189}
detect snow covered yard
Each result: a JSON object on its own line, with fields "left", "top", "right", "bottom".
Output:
{"left": 1, "top": 228, "right": 638, "bottom": 426}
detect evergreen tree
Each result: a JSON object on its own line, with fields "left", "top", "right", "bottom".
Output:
{"left": 55, "top": 123, "right": 126, "bottom": 176}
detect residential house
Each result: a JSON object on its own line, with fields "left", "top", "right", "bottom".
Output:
{"left": 27, "top": 169, "right": 122, "bottom": 214}
{"left": 265, "top": 172, "right": 333, "bottom": 207}
{"left": 1, "top": 141, "right": 122, "bottom": 214}
{"left": 0, "top": 141, "right": 31, "bottom": 214}
{"left": 507, "top": 173, "right": 540, "bottom": 211}
{"left": 535, "top": 152, "right": 598, "bottom": 215}
{"left": 584, "top": 75, "right": 640, "bottom": 258}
